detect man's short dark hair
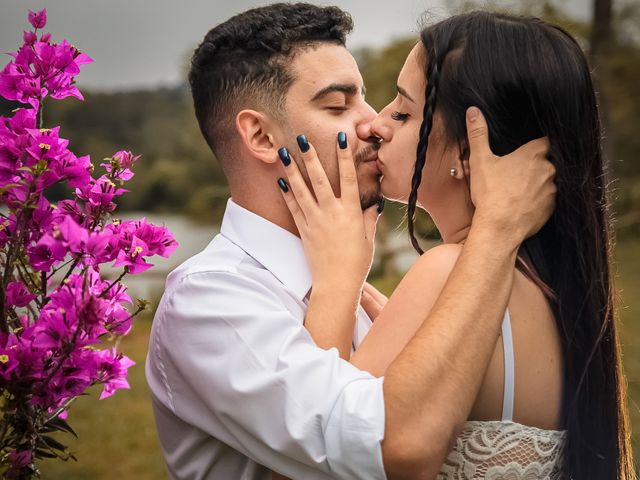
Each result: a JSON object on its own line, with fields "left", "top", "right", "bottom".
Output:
{"left": 188, "top": 3, "right": 353, "bottom": 167}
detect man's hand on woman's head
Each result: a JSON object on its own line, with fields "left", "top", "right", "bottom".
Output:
{"left": 465, "top": 106, "right": 556, "bottom": 243}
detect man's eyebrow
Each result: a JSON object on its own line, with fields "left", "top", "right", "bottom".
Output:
{"left": 397, "top": 85, "right": 415, "bottom": 103}
{"left": 311, "top": 83, "right": 366, "bottom": 102}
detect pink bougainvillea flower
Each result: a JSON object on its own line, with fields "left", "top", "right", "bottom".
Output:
{"left": 95, "top": 348, "right": 135, "bottom": 400}
{"left": 42, "top": 357, "right": 94, "bottom": 407}
{"left": 7, "top": 449, "right": 32, "bottom": 472}
{"left": 101, "top": 150, "right": 140, "bottom": 182}
{"left": 76, "top": 175, "right": 128, "bottom": 210}
{"left": 53, "top": 199, "right": 85, "bottom": 225}
{"left": 25, "top": 126, "right": 69, "bottom": 163}
{"left": 82, "top": 228, "right": 114, "bottom": 266}
{"left": 5, "top": 281, "right": 36, "bottom": 308}
{"left": 11, "top": 320, "right": 47, "bottom": 381}
{"left": 58, "top": 153, "right": 92, "bottom": 188}
{"left": 53, "top": 215, "right": 89, "bottom": 252}
{"left": 6, "top": 107, "right": 37, "bottom": 134}
{"left": 112, "top": 150, "right": 140, "bottom": 170}
{"left": 0, "top": 333, "right": 20, "bottom": 381}
{"left": 113, "top": 235, "right": 152, "bottom": 274}
{"left": 26, "top": 197, "right": 55, "bottom": 245}
{"left": 27, "top": 233, "right": 67, "bottom": 271}
{"left": 106, "top": 303, "right": 133, "bottom": 335}
{"left": 48, "top": 77, "right": 84, "bottom": 102}
{"left": 0, "top": 65, "right": 43, "bottom": 109}
{"left": 2, "top": 182, "right": 29, "bottom": 210}
{"left": 28, "top": 9, "right": 47, "bottom": 29}
{"left": 39, "top": 151, "right": 92, "bottom": 191}
{"left": 0, "top": 150, "right": 20, "bottom": 187}
{"left": 31, "top": 309, "right": 73, "bottom": 351}
{"left": 118, "top": 218, "right": 179, "bottom": 258}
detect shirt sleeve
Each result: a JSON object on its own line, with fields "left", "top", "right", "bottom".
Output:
{"left": 150, "top": 270, "right": 387, "bottom": 480}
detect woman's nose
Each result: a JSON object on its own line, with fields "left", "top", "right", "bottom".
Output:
{"left": 369, "top": 115, "right": 393, "bottom": 142}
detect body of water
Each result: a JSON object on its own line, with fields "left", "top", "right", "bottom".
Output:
{"left": 110, "top": 211, "right": 423, "bottom": 305}
{"left": 102, "top": 213, "right": 219, "bottom": 304}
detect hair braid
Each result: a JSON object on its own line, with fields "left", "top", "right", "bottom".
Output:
{"left": 407, "top": 36, "right": 441, "bottom": 254}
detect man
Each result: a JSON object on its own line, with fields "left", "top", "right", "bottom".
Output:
{"left": 145, "top": 3, "right": 555, "bottom": 479}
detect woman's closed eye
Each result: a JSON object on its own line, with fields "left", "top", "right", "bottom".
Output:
{"left": 391, "top": 111, "right": 410, "bottom": 122}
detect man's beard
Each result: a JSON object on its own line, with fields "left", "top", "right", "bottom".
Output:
{"left": 355, "top": 142, "right": 383, "bottom": 210}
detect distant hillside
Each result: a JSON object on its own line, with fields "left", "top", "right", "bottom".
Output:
{"left": 0, "top": 86, "right": 229, "bottom": 223}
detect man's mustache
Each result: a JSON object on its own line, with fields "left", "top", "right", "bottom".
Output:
{"left": 354, "top": 140, "right": 381, "bottom": 165}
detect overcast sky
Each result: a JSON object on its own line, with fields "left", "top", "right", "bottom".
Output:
{"left": 0, "top": 0, "right": 592, "bottom": 91}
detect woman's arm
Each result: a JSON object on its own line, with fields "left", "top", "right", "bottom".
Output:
{"left": 352, "top": 243, "right": 462, "bottom": 376}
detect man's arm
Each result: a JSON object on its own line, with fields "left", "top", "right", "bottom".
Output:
{"left": 148, "top": 269, "right": 387, "bottom": 480}
{"left": 381, "top": 108, "right": 556, "bottom": 479}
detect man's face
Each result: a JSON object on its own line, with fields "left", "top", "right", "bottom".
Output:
{"left": 282, "top": 44, "right": 382, "bottom": 209}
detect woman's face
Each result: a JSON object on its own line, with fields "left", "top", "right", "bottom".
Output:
{"left": 372, "top": 44, "right": 463, "bottom": 214}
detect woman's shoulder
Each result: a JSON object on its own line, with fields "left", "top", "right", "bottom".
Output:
{"left": 409, "top": 242, "right": 464, "bottom": 280}
{"left": 390, "top": 243, "right": 464, "bottom": 299}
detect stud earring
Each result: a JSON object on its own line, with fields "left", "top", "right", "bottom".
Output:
{"left": 450, "top": 168, "right": 458, "bottom": 177}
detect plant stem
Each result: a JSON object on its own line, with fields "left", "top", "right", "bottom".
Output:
{"left": 99, "top": 270, "right": 127, "bottom": 298}
{"left": 38, "top": 98, "right": 43, "bottom": 129}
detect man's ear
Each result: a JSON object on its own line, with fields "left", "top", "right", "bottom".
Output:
{"left": 235, "top": 109, "right": 280, "bottom": 165}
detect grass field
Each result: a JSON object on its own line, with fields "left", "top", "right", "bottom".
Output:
{"left": 38, "top": 239, "right": 640, "bottom": 478}
{"left": 617, "top": 239, "right": 640, "bottom": 457}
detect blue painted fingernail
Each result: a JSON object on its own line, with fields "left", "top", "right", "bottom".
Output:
{"left": 278, "top": 147, "right": 291, "bottom": 166}
{"left": 377, "top": 198, "right": 385, "bottom": 213}
{"left": 277, "top": 178, "right": 289, "bottom": 192}
{"left": 338, "top": 131, "right": 347, "bottom": 150}
{"left": 296, "top": 134, "right": 309, "bottom": 153}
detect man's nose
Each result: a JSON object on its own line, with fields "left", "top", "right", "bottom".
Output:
{"left": 356, "top": 101, "right": 378, "bottom": 141}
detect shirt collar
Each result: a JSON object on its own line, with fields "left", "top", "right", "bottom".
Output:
{"left": 219, "top": 198, "right": 312, "bottom": 301}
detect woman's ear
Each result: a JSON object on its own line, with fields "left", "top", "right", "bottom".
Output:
{"left": 460, "top": 158, "right": 470, "bottom": 177}
{"left": 235, "top": 109, "right": 280, "bottom": 165}
{"left": 458, "top": 139, "right": 471, "bottom": 177}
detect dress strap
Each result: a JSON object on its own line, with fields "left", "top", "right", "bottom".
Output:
{"left": 501, "top": 309, "right": 515, "bottom": 422}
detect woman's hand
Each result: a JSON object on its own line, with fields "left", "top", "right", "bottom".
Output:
{"left": 276, "top": 132, "right": 382, "bottom": 358}
{"left": 277, "top": 132, "right": 381, "bottom": 295}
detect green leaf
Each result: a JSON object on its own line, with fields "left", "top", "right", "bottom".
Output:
{"left": 39, "top": 435, "right": 67, "bottom": 452}
{"left": 45, "top": 416, "right": 78, "bottom": 438}
{"left": 0, "top": 183, "right": 19, "bottom": 194}
{"left": 34, "top": 448, "right": 58, "bottom": 459}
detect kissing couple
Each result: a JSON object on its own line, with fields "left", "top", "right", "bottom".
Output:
{"left": 145, "top": 3, "right": 634, "bottom": 479}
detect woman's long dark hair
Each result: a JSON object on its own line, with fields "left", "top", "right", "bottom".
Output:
{"left": 406, "top": 12, "right": 634, "bottom": 479}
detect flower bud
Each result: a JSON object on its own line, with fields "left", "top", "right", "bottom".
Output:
{"left": 23, "top": 31, "right": 37, "bottom": 45}
{"left": 28, "top": 8, "right": 47, "bottom": 29}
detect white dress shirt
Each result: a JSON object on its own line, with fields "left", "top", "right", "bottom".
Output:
{"left": 145, "top": 198, "right": 387, "bottom": 480}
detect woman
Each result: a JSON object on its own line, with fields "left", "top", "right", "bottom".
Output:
{"left": 276, "top": 11, "right": 634, "bottom": 480}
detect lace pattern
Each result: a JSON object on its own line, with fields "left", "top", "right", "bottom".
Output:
{"left": 438, "top": 421, "right": 567, "bottom": 479}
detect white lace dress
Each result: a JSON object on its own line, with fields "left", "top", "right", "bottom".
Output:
{"left": 438, "top": 311, "right": 567, "bottom": 479}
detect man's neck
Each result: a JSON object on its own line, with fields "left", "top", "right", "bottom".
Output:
{"left": 230, "top": 193, "right": 301, "bottom": 238}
